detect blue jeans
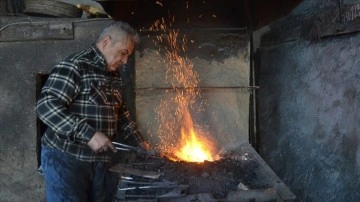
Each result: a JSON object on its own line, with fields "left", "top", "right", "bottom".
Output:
{"left": 41, "top": 145, "right": 119, "bottom": 202}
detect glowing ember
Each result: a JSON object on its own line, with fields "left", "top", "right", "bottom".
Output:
{"left": 150, "top": 16, "right": 218, "bottom": 162}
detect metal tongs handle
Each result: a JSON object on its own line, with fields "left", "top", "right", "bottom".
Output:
{"left": 112, "top": 142, "right": 147, "bottom": 155}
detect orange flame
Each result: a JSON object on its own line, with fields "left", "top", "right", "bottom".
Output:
{"left": 150, "top": 16, "right": 218, "bottom": 163}
{"left": 171, "top": 106, "right": 214, "bottom": 162}
{"left": 175, "top": 130, "right": 214, "bottom": 162}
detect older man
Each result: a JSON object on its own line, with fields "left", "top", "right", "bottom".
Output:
{"left": 36, "top": 21, "right": 149, "bottom": 202}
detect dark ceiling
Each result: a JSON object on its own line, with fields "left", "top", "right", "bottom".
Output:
{"left": 97, "top": 0, "right": 303, "bottom": 30}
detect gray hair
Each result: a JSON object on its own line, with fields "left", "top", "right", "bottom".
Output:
{"left": 96, "top": 21, "right": 140, "bottom": 45}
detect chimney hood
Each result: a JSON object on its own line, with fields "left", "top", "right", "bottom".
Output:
{"left": 96, "top": 0, "right": 303, "bottom": 30}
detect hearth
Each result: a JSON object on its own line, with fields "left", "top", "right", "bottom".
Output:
{"left": 110, "top": 143, "right": 294, "bottom": 202}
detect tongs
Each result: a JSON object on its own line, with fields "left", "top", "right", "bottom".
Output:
{"left": 112, "top": 141, "right": 147, "bottom": 155}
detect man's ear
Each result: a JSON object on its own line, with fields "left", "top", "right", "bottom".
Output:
{"left": 101, "top": 36, "right": 111, "bottom": 48}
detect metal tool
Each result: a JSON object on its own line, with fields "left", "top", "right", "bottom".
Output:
{"left": 118, "top": 184, "right": 183, "bottom": 191}
{"left": 120, "top": 179, "right": 167, "bottom": 185}
{"left": 116, "top": 186, "right": 188, "bottom": 201}
{"left": 118, "top": 179, "right": 188, "bottom": 192}
{"left": 109, "top": 163, "right": 162, "bottom": 179}
{"left": 119, "top": 179, "right": 176, "bottom": 187}
{"left": 112, "top": 141, "right": 147, "bottom": 155}
{"left": 116, "top": 175, "right": 189, "bottom": 200}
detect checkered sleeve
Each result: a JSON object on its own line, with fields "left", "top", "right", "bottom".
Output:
{"left": 117, "top": 104, "right": 145, "bottom": 146}
{"left": 36, "top": 61, "right": 96, "bottom": 143}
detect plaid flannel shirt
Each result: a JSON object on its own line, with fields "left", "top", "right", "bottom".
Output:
{"left": 36, "top": 44, "right": 144, "bottom": 162}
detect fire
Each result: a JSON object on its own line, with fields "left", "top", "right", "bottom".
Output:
{"left": 175, "top": 130, "right": 213, "bottom": 162}
{"left": 171, "top": 105, "right": 214, "bottom": 162}
{"left": 150, "top": 16, "right": 218, "bottom": 162}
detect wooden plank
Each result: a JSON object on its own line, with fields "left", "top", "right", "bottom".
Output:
{"left": 0, "top": 21, "right": 74, "bottom": 42}
{"left": 23, "top": 0, "right": 82, "bottom": 18}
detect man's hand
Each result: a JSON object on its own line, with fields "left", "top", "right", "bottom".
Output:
{"left": 87, "top": 131, "right": 117, "bottom": 153}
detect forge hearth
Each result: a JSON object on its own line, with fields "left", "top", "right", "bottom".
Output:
{"left": 110, "top": 143, "right": 293, "bottom": 202}
{"left": 122, "top": 27, "right": 296, "bottom": 201}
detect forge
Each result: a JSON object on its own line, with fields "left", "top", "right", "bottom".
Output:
{"left": 106, "top": 16, "right": 294, "bottom": 201}
{"left": 110, "top": 143, "right": 292, "bottom": 202}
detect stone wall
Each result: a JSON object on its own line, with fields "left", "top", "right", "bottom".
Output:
{"left": 256, "top": 0, "right": 360, "bottom": 201}
{"left": 0, "top": 17, "right": 115, "bottom": 202}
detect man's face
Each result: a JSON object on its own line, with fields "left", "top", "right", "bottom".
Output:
{"left": 102, "top": 37, "right": 134, "bottom": 72}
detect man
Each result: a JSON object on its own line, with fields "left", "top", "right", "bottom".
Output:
{"left": 36, "top": 21, "right": 149, "bottom": 202}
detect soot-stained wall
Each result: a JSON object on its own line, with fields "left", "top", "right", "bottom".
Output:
{"left": 0, "top": 17, "right": 121, "bottom": 202}
{"left": 135, "top": 29, "right": 251, "bottom": 151}
{"left": 256, "top": 0, "right": 360, "bottom": 201}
